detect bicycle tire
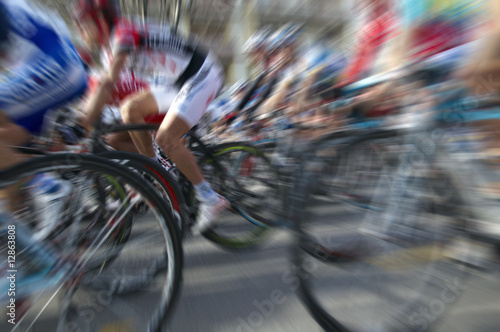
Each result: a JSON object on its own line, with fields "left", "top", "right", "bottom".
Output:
{"left": 292, "top": 130, "right": 473, "bottom": 332}
{"left": 75, "top": 173, "right": 135, "bottom": 273}
{"left": 196, "top": 142, "right": 281, "bottom": 250}
{"left": 316, "top": 130, "right": 398, "bottom": 211}
{"left": 14, "top": 146, "right": 135, "bottom": 257}
{"left": 98, "top": 150, "right": 187, "bottom": 237}
{"left": 0, "top": 153, "right": 183, "bottom": 332}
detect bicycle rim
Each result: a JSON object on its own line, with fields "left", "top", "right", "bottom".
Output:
{"left": 292, "top": 137, "right": 473, "bottom": 332}
{"left": 98, "top": 151, "right": 186, "bottom": 237}
{"left": 199, "top": 144, "right": 280, "bottom": 250}
{"left": 0, "top": 154, "right": 182, "bottom": 332}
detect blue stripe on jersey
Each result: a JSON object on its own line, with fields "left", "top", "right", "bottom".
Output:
{"left": 8, "top": 13, "right": 68, "bottom": 67}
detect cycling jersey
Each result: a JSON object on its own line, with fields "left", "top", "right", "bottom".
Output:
{"left": 400, "top": 0, "right": 485, "bottom": 59}
{"left": 342, "top": 11, "right": 397, "bottom": 83}
{"left": 104, "top": 19, "right": 223, "bottom": 128}
{"left": 342, "top": 0, "right": 484, "bottom": 83}
{"left": 245, "top": 83, "right": 272, "bottom": 110}
{"left": 88, "top": 73, "right": 150, "bottom": 107}
{"left": 0, "top": 0, "right": 87, "bottom": 135}
{"left": 108, "top": 19, "right": 207, "bottom": 87}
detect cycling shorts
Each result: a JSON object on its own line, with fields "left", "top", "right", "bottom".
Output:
{"left": 150, "top": 52, "right": 224, "bottom": 128}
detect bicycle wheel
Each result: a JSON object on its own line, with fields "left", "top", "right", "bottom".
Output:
{"left": 13, "top": 148, "right": 135, "bottom": 256}
{"left": 292, "top": 132, "right": 474, "bottom": 332}
{"left": 98, "top": 150, "right": 187, "bottom": 237}
{"left": 196, "top": 142, "right": 281, "bottom": 250}
{"left": 74, "top": 173, "right": 135, "bottom": 273}
{"left": 0, "top": 154, "right": 182, "bottom": 332}
{"left": 316, "top": 130, "right": 398, "bottom": 211}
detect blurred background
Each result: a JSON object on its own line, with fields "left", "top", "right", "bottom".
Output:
{"left": 37, "top": 0, "right": 357, "bottom": 83}
{"left": 3, "top": 1, "right": 500, "bottom": 331}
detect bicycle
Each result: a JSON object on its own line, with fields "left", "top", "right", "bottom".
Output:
{"left": 0, "top": 153, "right": 183, "bottom": 331}
{"left": 290, "top": 71, "right": 500, "bottom": 331}
{"left": 22, "top": 65, "right": 282, "bottom": 251}
{"left": 91, "top": 121, "right": 282, "bottom": 250}
{"left": 82, "top": 67, "right": 283, "bottom": 249}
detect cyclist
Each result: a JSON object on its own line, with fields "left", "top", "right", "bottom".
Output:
{"left": 0, "top": 0, "right": 87, "bottom": 162}
{"left": 258, "top": 23, "right": 304, "bottom": 120}
{"left": 219, "top": 28, "right": 278, "bottom": 134}
{"left": 336, "top": 0, "right": 483, "bottom": 123}
{"left": 340, "top": 0, "right": 397, "bottom": 85}
{"left": 394, "top": 0, "right": 482, "bottom": 66}
{"left": 73, "top": 0, "right": 228, "bottom": 234}
{"left": 242, "top": 26, "right": 273, "bottom": 78}
{"left": 0, "top": 0, "right": 87, "bottom": 238}
{"left": 258, "top": 23, "right": 342, "bottom": 132}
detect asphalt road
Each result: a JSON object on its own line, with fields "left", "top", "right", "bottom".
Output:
{"left": 165, "top": 198, "right": 500, "bottom": 332}
{"left": 2, "top": 197, "right": 500, "bottom": 332}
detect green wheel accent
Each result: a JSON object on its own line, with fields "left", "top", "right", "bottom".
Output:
{"left": 104, "top": 174, "right": 127, "bottom": 201}
{"left": 199, "top": 144, "right": 280, "bottom": 250}
{"left": 202, "top": 226, "right": 271, "bottom": 250}
{"left": 103, "top": 174, "right": 130, "bottom": 243}
{"left": 214, "top": 145, "right": 256, "bottom": 156}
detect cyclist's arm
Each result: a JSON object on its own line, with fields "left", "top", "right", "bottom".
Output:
{"left": 290, "top": 66, "right": 322, "bottom": 117}
{"left": 83, "top": 52, "right": 128, "bottom": 129}
{"left": 258, "top": 77, "right": 293, "bottom": 117}
{"left": 335, "top": 82, "right": 392, "bottom": 118}
{"left": 243, "top": 75, "right": 279, "bottom": 120}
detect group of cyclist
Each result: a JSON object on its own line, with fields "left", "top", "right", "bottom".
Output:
{"left": 1, "top": 0, "right": 500, "bottom": 236}
{"left": 0, "top": 0, "right": 227, "bottom": 234}
{"left": 205, "top": 0, "right": 496, "bottom": 144}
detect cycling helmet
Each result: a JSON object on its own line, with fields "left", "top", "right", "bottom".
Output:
{"left": 266, "top": 22, "right": 303, "bottom": 54}
{"left": 72, "top": 0, "right": 119, "bottom": 32}
{"left": 243, "top": 26, "right": 272, "bottom": 54}
{"left": 0, "top": 3, "right": 10, "bottom": 53}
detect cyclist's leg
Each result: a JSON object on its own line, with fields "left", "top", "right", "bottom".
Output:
{"left": 155, "top": 54, "right": 223, "bottom": 184}
{"left": 0, "top": 111, "right": 31, "bottom": 147}
{"left": 0, "top": 143, "right": 21, "bottom": 170}
{"left": 120, "top": 86, "right": 178, "bottom": 157}
{"left": 155, "top": 54, "right": 225, "bottom": 232}
{"left": 0, "top": 57, "right": 86, "bottom": 214}
{"left": 0, "top": 112, "right": 29, "bottom": 209}
{"left": 107, "top": 131, "right": 139, "bottom": 153}
{"left": 0, "top": 140, "right": 25, "bottom": 213}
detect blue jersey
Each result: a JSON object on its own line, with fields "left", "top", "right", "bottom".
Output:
{"left": 0, "top": 0, "right": 87, "bottom": 134}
